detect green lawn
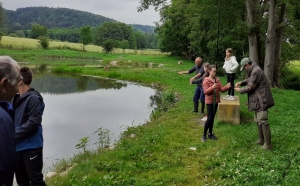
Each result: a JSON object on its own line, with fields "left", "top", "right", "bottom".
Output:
{"left": 1, "top": 44, "right": 300, "bottom": 185}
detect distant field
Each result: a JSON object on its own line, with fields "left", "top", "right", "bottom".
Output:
{"left": 0, "top": 36, "right": 168, "bottom": 55}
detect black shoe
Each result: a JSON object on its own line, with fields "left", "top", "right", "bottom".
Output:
{"left": 208, "top": 134, "right": 218, "bottom": 140}
{"left": 201, "top": 135, "right": 207, "bottom": 142}
{"left": 192, "top": 110, "right": 198, "bottom": 113}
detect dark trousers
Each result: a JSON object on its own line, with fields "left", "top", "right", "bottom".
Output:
{"left": 203, "top": 104, "right": 218, "bottom": 136}
{"left": 226, "top": 73, "right": 235, "bottom": 96}
{"left": 15, "top": 148, "right": 46, "bottom": 186}
{"left": 193, "top": 86, "right": 205, "bottom": 103}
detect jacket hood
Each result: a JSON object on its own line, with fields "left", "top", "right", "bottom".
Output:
{"left": 21, "top": 88, "right": 43, "bottom": 101}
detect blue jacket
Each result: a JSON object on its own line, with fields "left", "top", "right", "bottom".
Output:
{"left": 0, "top": 101, "right": 15, "bottom": 186}
{"left": 189, "top": 65, "right": 205, "bottom": 87}
{"left": 14, "top": 88, "right": 45, "bottom": 152}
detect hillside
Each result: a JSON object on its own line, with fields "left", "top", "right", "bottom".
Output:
{"left": 3, "top": 7, "right": 155, "bottom": 33}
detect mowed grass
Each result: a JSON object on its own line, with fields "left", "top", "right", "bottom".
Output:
{"left": 1, "top": 36, "right": 169, "bottom": 55}
{"left": 1, "top": 42, "right": 300, "bottom": 185}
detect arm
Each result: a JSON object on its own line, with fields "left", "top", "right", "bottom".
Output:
{"left": 190, "top": 66, "right": 204, "bottom": 83}
{"left": 191, "top": 75, "right": 204, "bottom": 85}
{"left": 178, "top": 67, "right": 195, "bottom": 75}
{"left": 230, "top": 56, "right": 239, "bottom": 71}
{"left": 238, "top": 72, "right": 260, "bottom": 94}
{"left": 219, "top": 81, "right": 230, "bottom": 93}
{"left": 15, "top": 96, "right": 44, "bottom": 138}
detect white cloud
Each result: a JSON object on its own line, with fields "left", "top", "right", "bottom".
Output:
{"left": 1, "top": 0, "right": 160, "bottom": 26}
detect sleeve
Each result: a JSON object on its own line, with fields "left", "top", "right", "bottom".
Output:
{"left": 192, "top": 76, "right": 203, "bottom": 84}
{"left": 219, "top": 81, "right": 228, "bottom": 93}
{"left": 230, "top": 56, "right": 239, "bottom": 71}
{"left": 15, "top": 96, "right": 44, "bottom": 138}
{"left": 188, "top": 67, "right": 196, "bottom": 74}
{"left": 240, "top": 72, "right": 260, "bottom": 94}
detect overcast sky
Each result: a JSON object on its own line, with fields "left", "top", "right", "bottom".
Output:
{"left": 1, "top": 0, "right": 161, "bottom": 26}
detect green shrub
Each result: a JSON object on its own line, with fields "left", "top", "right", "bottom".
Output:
{"left": 37, "top": 36, "right": 49, "bottom": 49}
{"left": 280, "top": 66, "right": 300, "bottom": 90}
{"left": 9, "top": 33, "right": 18, "bottom": 37}
{"left": 102, "top": 39, "right": 118, "bottom": 53}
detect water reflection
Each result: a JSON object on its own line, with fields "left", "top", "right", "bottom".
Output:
{"left": 31, "top": 74, "right": 127, "bottom": 94}
{"left": 26, "top": 66, "right": 160, "bottom": 171}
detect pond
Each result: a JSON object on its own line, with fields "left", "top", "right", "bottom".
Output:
{"left": 29, "top": 67, "right": 160, "bottom": 170}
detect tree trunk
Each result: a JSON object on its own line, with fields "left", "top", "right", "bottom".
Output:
{"left": 264, "top": 0, "right": 276, "bottom": 87}
{"left": 273, "top": 3, "right": 286, "bottom": 87}
{"left": 246, "top": 0, "right": 260, "bottom": 62}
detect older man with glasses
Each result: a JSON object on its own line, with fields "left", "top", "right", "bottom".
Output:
{"left": 0, "top": 56, "right": 21, "bottom": 186}
{"left": 235, "top": 57, "right": 275, "bottom": 150}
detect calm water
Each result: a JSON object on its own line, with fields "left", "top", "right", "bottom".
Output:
{"left": 29, "top": 69, "right": 160, "bottom": 170}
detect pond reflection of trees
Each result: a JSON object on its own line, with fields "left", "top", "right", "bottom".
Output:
{"left": 31, "top": 74, "right": 128, "bottom": 95}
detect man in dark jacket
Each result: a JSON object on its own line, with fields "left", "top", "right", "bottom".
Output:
{"left": 14, "top": 67, "right": 46, "bottom": 185}
{"left": 0, "top": 56, "right": 22, "bottom": 186}
{"left": 178, "top": 57, "right": 205, "bottom": 114}
{"left": 235, "top": 58, "right": 275, "bottom": 150}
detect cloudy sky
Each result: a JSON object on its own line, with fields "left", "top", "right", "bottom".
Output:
{"left": 1, "top": 0, "right": 161, "bottom": 26}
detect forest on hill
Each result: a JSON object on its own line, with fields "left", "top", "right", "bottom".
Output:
{"left": 3, "top": 7, "right": 155, "bottom": 33}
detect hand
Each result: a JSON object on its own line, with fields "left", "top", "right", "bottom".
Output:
{"left": 226, "top": 83, "right": 231, "bottom": 88}
{"left": 235, "top": 82, "right": 241, "bottom": 88}
{"left": 178, "top": 72, "right": 183, "bottom": 75}
{"left": 190, "top": 77, "right": 195, "bottom": 84}
{"left": 212, "top": 83, "right": 216, "bottom": 89}
{"left": 234, "top": 88, "right": 241, "bottom": 93}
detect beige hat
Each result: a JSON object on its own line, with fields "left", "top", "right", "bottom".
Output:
{"left": 240, "top": 57, "right": 251, "bottom": 71}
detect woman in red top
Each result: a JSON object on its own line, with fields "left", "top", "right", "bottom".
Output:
{"left": 201, "top": 65, "right": 230, "bottom": 142}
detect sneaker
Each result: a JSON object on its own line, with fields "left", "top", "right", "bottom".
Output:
{"left": 208, "top": 134, "right": 218, "bottom": 140}
{"left": 223, "top": 95, "right": 230, "bottom": 99}
{"left": 201, "top": 135, "right": 207, "bottom": 142}
{"left": 201, "top": 116, "right": 207, "bottom": 121}
{"left": 227, "top": 96, "right": 235, "bottom": 101}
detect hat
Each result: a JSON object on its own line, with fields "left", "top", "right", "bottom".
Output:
{"left": 240, "top": 57, "right": 251, "bottom": 71}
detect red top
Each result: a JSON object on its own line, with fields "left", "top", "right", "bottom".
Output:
{"left": 203, "top": 77, "right": 229, "bottom": 104}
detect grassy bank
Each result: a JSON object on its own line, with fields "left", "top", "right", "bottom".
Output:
{"left": 2, "top": 47, "right": 300, "bottom": 185}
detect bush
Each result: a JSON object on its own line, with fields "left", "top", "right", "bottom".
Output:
{"left": 37, "top": 36, "right": 49, "bottom": 49}
{"left": 102, "top": 39, "right": 118, "bottom": 53}
{"left": 280, "top": 66, "right": 300, "bottom": 90}
{"left": 9, "top": 33, "right": 18, "bottom": 37}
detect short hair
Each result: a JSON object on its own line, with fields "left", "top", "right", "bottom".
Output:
{"left": 0, "top": 56, "right": 19, "bottom": 85}
{"left": 20, "top": 67, "right": 33, "bottom": 85}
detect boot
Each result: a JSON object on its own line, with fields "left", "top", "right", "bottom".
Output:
{"left": 192, "top": 101, "right": 199, "bottom": 113}
{"left": 262, "top": 125, "right": 272, "bottom": 150}
{"left": 200, "top": 101, "right": 205, "bottom": 114}
{"left": 255, "top": 124, "right": 264, "bottom": 145}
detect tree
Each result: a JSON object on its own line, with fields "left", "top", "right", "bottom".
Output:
{"left": 119, "top": 40, "right": 130, "bottom": 53}
{"left": 37, "top": 36, "right": 50, "bottom": 49}
{"left": 140, "top": 0, "right": 300, "bottom": 87}
{"left": 94, "top": 22, "right": 136, "bottom": 48}
{"left": 30, "top": 23, "right": 47, "bottom": 39}
{"left": 80, "top": 26, "right": 92, "bottom": 51}
{"left": 102, "top": 39, "right": 118, "bottom": 53}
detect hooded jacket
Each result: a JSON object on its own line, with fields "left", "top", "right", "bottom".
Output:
{"left": 13, "top": 88, "right": 45, "bottom": 152}
{"left": 223, "top": 56, "right": 239, "bottom": 73}
{"left": 240, "top": 63, "right": 275, "bottom": 111}
{"left": 0, "top": 101, "right": 15, "bottom": 186}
